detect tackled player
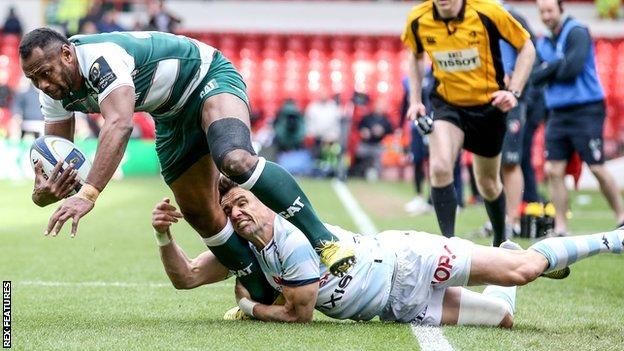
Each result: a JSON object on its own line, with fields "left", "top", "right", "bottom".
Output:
{"left": 151, "top": 178, "right": 623, "bottom": 327}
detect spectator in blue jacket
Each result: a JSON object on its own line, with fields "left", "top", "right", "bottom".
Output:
{"left": 534, "top": 0, "right": 624, "bottom": 235}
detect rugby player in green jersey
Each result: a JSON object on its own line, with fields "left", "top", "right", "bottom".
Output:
{"left": 19, "top": 28, "right": 355, "bottom": 304}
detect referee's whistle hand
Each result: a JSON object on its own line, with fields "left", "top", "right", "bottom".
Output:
{"left": 491, "top": 90, "right": 518, "bottom": 113}
{"left": 406, "top": 102, "right": 427, "bottom": 121}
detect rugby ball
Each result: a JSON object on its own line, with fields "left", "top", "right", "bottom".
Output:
{"left": 30, "top": 136, "right": 92, "bottom": 194}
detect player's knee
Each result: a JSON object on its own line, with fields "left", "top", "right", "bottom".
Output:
{"left": 475, "top": 177, "right": 501, "bottom": 199}
{"left": 544, "top": 163, "right": 564, "bottom": 180}
{"left": 430, "top": 160, "right": 453, "bottom": 184}
{"left": 499, "top": 312, "right": 514, "bottom": 329}
{"left": 206, "top": 118, "right": 257, "bottom": 175}
{"left": 508, "top": 262, "right": 542, "bottom": 286}
{"left": 220, "top": 149, "right": 258, "bottom": 178}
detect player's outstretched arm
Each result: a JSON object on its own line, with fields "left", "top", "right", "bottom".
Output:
{"left": 85, "top": 85, "right": 136, "bottom": 192}
{"left": 235, "top": 279, "right": 317, "bottom": 323}
{"left": 152, "top": 198, "right": 230, "bottom": 289}
{"left": 45, "top": 86, "right": 135, "bottom": 237}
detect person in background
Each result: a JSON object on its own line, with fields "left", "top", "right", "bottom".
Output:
{"left": 96, "top": 9, "right": 125, "bottom": 33}
{"left": 2, "top": 6, "right": 23, "bottom": 37}
{"left": 273, "top": 99, "right": 305, "bottom": 152}
{"left": 79, "top": 20, "right": 99, "bottom": 35}
{"left": 520, "top": 89, "right": 547, "bottom": 205}
{"left": 304, "top": 89, "right": 342, "bottom": 160}
{"left": 402, "top": 0, "right": 535, "bottom": 246}
{"left": 148, "top": 0, "right": 182, "bottom": 33}
{"left": 355, "top": 99, "right": 394, "bottom": 181}
{"left": 534, "top": 0, "right": 624, "bottom": 235}
{"left": 499, "top": 4, "right": 537, "bottom": 237}
{"left": 11, "top": 78, "right": 44, "bottom": 139}
{"left": 78, "top": 1, "right": 104, "bottom": 35}
{"left": 403, "top": 70, "right": 464, "bottom": 215}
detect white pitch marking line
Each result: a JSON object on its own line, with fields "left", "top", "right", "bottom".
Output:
{"left": 411, "top": 325, "right": 455, "bottom": 351}
{"left": 19, "top": 280, "right": 172, "bottom": 288}
{"left": 330, "top": 179, "right": 377, "bottom": 235}
{"left": 18, "top": 280, "right": 229, "bottom": 289}
{"left": 331, "top": 179, "right": 455, "bottom": 351}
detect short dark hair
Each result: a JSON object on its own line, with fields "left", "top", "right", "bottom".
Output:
{"left": 19, "top": 27, "right": 70, "bottom": 60}
{"left": 218, "top": 176, "right": 240, "bottom": 202}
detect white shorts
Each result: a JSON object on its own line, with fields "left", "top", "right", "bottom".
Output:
{"left": 377, "top": 231, "right": 473, "bottom": 324}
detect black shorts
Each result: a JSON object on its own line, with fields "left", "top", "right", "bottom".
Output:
{"left": 501, "top": 102, "right": 526, "bottom": 166}
{"left": 431, "top": 94, "right": 506, "bottom": 158}
{"left": 545, "top": 101, "right": 605, "bottom": 165}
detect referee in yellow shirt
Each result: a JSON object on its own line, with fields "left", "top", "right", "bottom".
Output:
{"left": 402, "top": 0, "right": 535, "bottom": 246}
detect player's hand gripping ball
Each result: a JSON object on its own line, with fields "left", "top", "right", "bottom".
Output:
{"left": 30, "top": 136, "right": 92, "bottom": 197}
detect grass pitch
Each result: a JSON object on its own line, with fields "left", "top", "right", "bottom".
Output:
{"left": 1, "top": 178, "right": 622, "bottom": 350}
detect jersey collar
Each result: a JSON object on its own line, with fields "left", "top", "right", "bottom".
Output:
{"left": 433, "top": 0, "right": 466, "bottom": 22}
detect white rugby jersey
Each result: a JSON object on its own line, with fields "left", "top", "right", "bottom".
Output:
{"left": 40, "top": 31, "right": 216, "bottom": 121}
{"left": 251, "top": 216, "right": 396, "bottom": 321}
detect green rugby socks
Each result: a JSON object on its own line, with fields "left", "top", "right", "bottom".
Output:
{"left": 239, "top": 157, "right": 337, "bottom": 249}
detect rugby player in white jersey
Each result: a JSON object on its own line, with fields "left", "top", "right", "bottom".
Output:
{"left": 19, "top": 28, "right": 354, "bottom": 304}
{"left": 151, "top": 178, "right": 624, "bottom": 326}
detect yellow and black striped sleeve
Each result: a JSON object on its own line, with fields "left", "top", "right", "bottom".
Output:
{"left": 400, "top": 2, "right": 432, "bottom": 54}
{"left": 472, "top": 0, "right": 529, "bottom": 50}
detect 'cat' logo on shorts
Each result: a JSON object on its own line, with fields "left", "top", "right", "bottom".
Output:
{"left": 432, "top": 48, "right": 481, "bottom": 72}
{"left": 431, "top": 245, "right": 456, "bottom": 284}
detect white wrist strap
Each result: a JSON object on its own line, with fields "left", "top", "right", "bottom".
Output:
{"left": 154, "top": 230, "right": 171, "bottom": 246}
{"left": 238, "top": 297, "right": 257, "bottom": 317}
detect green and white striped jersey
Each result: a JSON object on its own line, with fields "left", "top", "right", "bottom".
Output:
{"left": 40, "top": 31, "right": 216, "bottom": 121}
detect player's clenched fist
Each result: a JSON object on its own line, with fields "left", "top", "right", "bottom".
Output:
{"left": 151, "top": 198, "right": 184, "bottom": 233}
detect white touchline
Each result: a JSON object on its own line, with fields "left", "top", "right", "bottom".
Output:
{"left": 331, "top": 179, "right": 455, "bottom": 351}
{"left": 18, "top": 280, "right": 231, "bottom": 288}
{"left": 330, "top": 179, "right": 378, "bottom": 235}
{"left": 411, "top": 325, "right": 455, "bottom": 351}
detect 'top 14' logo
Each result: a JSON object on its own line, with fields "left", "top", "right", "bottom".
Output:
{"left": 432, "top": 245, "right": 456, "bottom": 284}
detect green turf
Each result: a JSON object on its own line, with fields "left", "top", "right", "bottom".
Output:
{"left": 1, "top": 178, "right": 623, "bottom": 350}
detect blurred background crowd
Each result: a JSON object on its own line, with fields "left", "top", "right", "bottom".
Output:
{"left": 0, "top": 0, "right": 622, "bottom": 220}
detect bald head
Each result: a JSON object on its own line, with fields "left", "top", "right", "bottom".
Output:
{"left": 537, "top": 0, "right": 563, "bottom": 32}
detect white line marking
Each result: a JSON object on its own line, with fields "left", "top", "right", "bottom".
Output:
{"left": 330, "top": 179, "right": 377, "bottom": 235}
{"left": 331, "top": 180, "right": 455, "bottom": 351}
{"left": 411, "top": 325, "right": 455, "bottom": 351}
{"left": 18, "top": 280, "right": 230, "bottom": 288}
{"left": 19, "top": 280, "right": 172, "bottom": 288}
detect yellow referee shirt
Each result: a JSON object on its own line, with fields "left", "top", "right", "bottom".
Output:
{"left": 402, "top": 0, "right": 529, "bottom": 107}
